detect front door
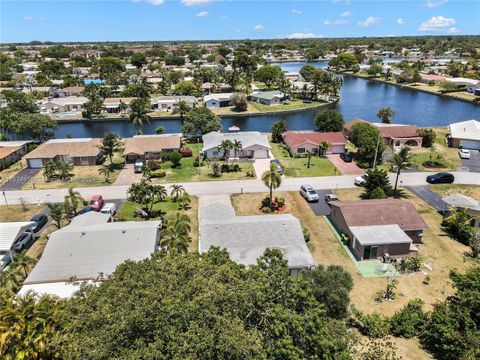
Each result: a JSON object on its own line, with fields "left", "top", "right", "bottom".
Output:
{"left": 364, "top": 246, "right": 378, "bottom": 260}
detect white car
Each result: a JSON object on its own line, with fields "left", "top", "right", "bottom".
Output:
{"left": 100, "top": 203, "right": 117, "bottom": 215}
{"left": 13, "top": 232, "right": 33, "bottom": 252}
{"left": 459, "top": 149, "right": 471, "bottom": 159}
{"left": 354, "top": 174, "right": 368, "bottom": 186}
{"left": 325, "top": 193, "right": 339, "bottom": 203}
{"left": 300, "top": 185, "right": 319, "bottom": 202}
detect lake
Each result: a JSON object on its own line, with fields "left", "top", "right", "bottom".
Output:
{"left": 54, "top": 61, "right": 479, "bottom": 138}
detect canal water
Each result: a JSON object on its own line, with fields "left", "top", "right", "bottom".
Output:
{"left": 54, "top": 61, "right": 479, "bottom": 138}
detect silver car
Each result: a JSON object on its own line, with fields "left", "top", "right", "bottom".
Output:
{"left": 300, "top": 185, "right": 319, "bottom": 202}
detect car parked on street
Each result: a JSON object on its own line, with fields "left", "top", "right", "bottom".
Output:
{"left": 134, "top": 159, "right": 145, "bottom": 173}
{"left": 100, "top": 203, "right": 117, "bottom": 216}
{"left": 300, "top": 185, "right": 319, "bottom": 202}
{"left": 89, "top": 195, "right": 105, "bottom": 212}
{"left": 459, "top": 149, "right": 471, "bottom": 159}
{"left": 340, "top": 152, "right": 353, "bottom": 163}
{"left": 426, "top": 172, "right": 455, "bottom": 184}
{"left": 270, "top": 159, "right": 283, "bottom": 175}
{"left": 13, "top": 232, "right": 33, "bottom": 252}
{"left": 354, "top": 174, "right": 368, "bottom": 186}
{"left": 325, "top": 193, "right": 339, "bottom": 203}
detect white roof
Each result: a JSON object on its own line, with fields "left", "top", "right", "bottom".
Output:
{"left": 47, "top": 96, "right": 88, "bottom": 106}
{"left": 203, "top": 93, "right": 233, "bottom": 102}
{"left": 0, "top": 222, "right": 35, "bottom": 252}
{"left": 0, "top": 140, "right": 32, "bottom": 147}
{"left": 23, "top": 220, "right": 160, "bottom": 290}
{"left": 350, "top": 225, "right": 412, "bottom": 246}
{"left": 446, "top": 77, "right": 480, "bottom": 86}
{"left": 442, "top": 193, "right": 480, "bottom": 211}
{"left": 19, "top": 280, "right": 98, "bottom": 299}
{"left": 449, "top": 120, "right": 480, "bottom": 141}
{"left": 202, "top": 131, "right": 271, "bottom": 152}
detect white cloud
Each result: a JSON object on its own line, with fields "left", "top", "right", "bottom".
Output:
{"left": 196, "top": 11, "right": 208, "bottom": 17}
{"left": 24, "top": 16, "right": 33, "bottom": 21}
{"left": 419, "top": 16, "right": 455, "bottom": 32}
{"left": 447, "top": 27, "right": 459, "bottom": 33}
{"left": 291, "top": 9, "right": 302, "bottom": 15}
{"left": 181, "top": 0, "right": 213, "bottom": 6}
{"left": 358, "top": 16, "right": 381, "bottom": 27}
{"left": 254, "top": 24, "right": 265, "bottom": 30}
{"left": 40, "top": 17, "right": 47, "bottom": 21}
{"left": 285, "top": 32, "right": 323, "bottom": 39}
{"left": 235, "top": 29, "right": 241, "bottom": 33}
{"left": 324, "top": 19, "right": 348, "bottom": 26}
{"left": 132, "top": 0, "right": 164, "bottom": 5}
{"left": 426, "top": 0, "right": 448, "bottom": 8}
{"left": 341, "top": 11, "right": 352, "bottom": 17}
{"left": 397, "top": 18, "right": 404, "bottom": 24}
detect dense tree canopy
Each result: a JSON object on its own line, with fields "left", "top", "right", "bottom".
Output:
{"left": 182, "top": 107, "right": 222, "bottom": 136}
{"left": 315, "top": 109, "right": 344, "bottom": 132}
{"left": 349, "top": 122, "right": 386, "bottom": 168}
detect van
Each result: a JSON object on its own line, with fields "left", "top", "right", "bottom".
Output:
{"left": 100, "top": 203, "right": 117, "bottom": 215}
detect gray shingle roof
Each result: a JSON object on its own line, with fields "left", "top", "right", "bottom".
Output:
{"left": 202, "top": 131, "right": 271, "bottom": 152}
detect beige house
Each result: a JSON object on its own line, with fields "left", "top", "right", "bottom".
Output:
{"left": 123, "top": 134, "right": 182, "bottom": 163}
{"left": 282, "top": 131, "right": 346, "bottom": 156}
{"left": 55, "top": 86, "right": 85, "bottom": 97}
{"left": 202, "top": 131, "right": 271, "bottom": 159}
{"left": 0, "top": 140, "right": 32, "bottom": 170}
{"left": 41, "top": 96, "right": 88, "bottom": 113}
{"left": 25, "top": 138, "right": 101, "bottom": 168}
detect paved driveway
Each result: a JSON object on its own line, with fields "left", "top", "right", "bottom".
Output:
{"left": 0, "top": 168, "right": 41, "bottom": 191}
{"left": 307, "top": 189, "right": 333, "bottom": 216}
{"left": 406, "top": 185, "right": 446, "bottom": 211}
{"left": 461, "top": 150, "right": 480, "bottom": 172}
{"left": 253, "top": 158, "right": 272, "bottom": 179}
{"left": 327, "top": 154, "right": 364, "bottom": 175}
{"left": 113, "top": 164, "right": 143, "bottom": 186}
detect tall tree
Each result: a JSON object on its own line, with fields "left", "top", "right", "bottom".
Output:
{"left": 376, "top": 107, "right": 396, "bottom": 124}
{"left": 128, "top": 98, "right": 152, "bottom": 128}
{"left": 182, "top": 107, "right": 221, "bottom": 136}
{"left": 262, "top": 163, "right": 282, "bottom": 207}
{"left": 271, "top": 119, "right": 288, "bottom": 143}
{"left": 98, "top": 132, "right": 123, "bottom": 164}
{"left": 388, "top": 146, "right": 413, "bottom": 196}
{"left": 159, "top": 212, "right": 191, "bottom": 254}
{"left": 172, "top": 99, "right": 189, "bottom": 124}
{"left": 315, "top": 109, "right": 344, "bottom": 132}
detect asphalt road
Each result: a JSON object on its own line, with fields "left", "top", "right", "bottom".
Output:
{"left": 461, "top": 150, "right": 480, "bottom": 173}
{"left": 405, "top": 185, "right": 447, "bottom": 211}
{"left": 307, "top": 189, "right": 333, "bottom": 216}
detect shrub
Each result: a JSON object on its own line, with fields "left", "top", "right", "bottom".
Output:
{"left": 303, "top": 228, "right": 311, "bottom": 243}
{"left": 417, "top": 128, "right": 436, "bottom": 148}
{"left": 180, "top": 147, "right": 193, "bottom": 157}
{"left": 261, "top": 196, "right": 271, "bottom": 208}
{"left": 150, "top": 169, "right": 166, "bottom": 178}
{"left": 261, "top": 206, "right": 273, "bottom": 213}
{"left": 169, "top": 151, "right": 183, "bottom": 168}
{"left": 193, "top": 155, "right": 201, "bottom": 167}
{"left": 353, "top": 309, "right": 391, "bottom": 338}
{"left": 221, "top": 163, "right": 230, "bottom": 173}
{"left": 390, "top": 299, "right": 427, "bottom": 338}
{"left": 146, "top": 159, "right": 162, "bottom": 171}
{"left": 276, "top": 197, "right": 285, "bottom": 207}
{"left": 210, "top": 162, "right": 221, "bottom": 177}
{"left": 231, "top": 92, "right": 248, "bottom": 112}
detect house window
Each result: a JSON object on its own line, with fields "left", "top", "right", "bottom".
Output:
{"left": 213, "top": 151, "right": 219, "bottom": 156}
{"left": 297, "top": 148, "right": 305, "bottom": 154}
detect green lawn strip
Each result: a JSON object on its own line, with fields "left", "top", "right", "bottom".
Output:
{"left": 249, "top": 100, "right": 325, "bottom": 113}
{"left": 322, "top": 216, "right": 398, "bottom": 278}
{"left": 270, "top": 142, "right": 339, "bottom": 177}
{"left": 117, "top": 197, "right": 183, "bottom": 221}
{"left": 411, "top": 152, "right": 453, "bottom": 171}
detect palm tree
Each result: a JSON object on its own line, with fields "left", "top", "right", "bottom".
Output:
{"left": 376, "top": 107, "right": 396, "bottom": 124}
{"left": 172, "top": 99, "right": 189, "bottom": 124}
{"left": 178, "top": 192, "right": 191, "bottom": 210}
{"left": 262, "top": 163, "right": 282, "bottom": 207}
{"left": 13, "top": 251, "right": 35, "bottom": 278}
{"left": 98, "top": 132, "right": 123, "bottom": 164}
{"left": 46, "top": 203, "right": 64, "bottom": 229}
{"left": 170, "top": 184, "right": 185, "bottom": 202}
{"left": 388, "top": 147, "right": 413, "bottom": 196}
{"left": 57, "top": 161, "right": 74, "bottom": 181}
{"left": 218, "top": 139, "right": 234, "bottom": 160}
{"left": 232, "top": 139, "right": 242, "bottom": 162}
{"left": 64, "top": 187, "right": 83, "bottom": 216}
{"left": 98, "top": 164, "right": 112, "bottom": 182}
{"left": 306, "top": 151, "right": 312, "bottom": 169}
{"left": 160, "top": 212, "right": 191, "bottom": 254}
{"left": 318, "top": 141, "right": 330, "bottom": 158}
{"left": 129, "top": 98, "right": 152, "bottom": 128}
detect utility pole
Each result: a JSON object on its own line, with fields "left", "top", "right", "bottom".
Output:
{"left": 372, "top": 134, "right": 381, "bottom": 169}
{"left": 2, "top": 191, "right": 7, "bottom": 206}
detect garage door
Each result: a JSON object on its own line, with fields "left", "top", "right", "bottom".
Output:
{"left": 28, "top": 159, "right": 43, "bottom": 168}
{"left": 331, "top": 145, "right": 345, "bottom": 154}
{"left": 459, "top": 140, "right": 480, "bottom": 150}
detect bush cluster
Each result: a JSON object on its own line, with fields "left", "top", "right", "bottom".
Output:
{"left": 180, "top": 147, "right": 193, "bottom": 157}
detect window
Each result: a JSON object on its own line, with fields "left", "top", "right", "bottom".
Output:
{"left": 297, "top": 148, "right": 305, "bottom": 154}
{"left": 213, "top": 151, "right": 219, "bottom": 156}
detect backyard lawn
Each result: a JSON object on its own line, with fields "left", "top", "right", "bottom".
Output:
{"left": 270, "top": 141, "right": 339, "bottom": 177}
{"left": 249, "top": 99, "right": 326, "bottom": 113}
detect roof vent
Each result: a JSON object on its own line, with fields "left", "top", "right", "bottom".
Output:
{"left": 122, "top": 229, "right": 126, "bottom": 233}
{"left": 81, "top": 231, "right": 86, "bottom": 235}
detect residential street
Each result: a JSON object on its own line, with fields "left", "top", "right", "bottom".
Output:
{"left": 1, "top": 171, "right": 478, "bottom": 206}
{"left": 405, "top": 185, "right": 447, "bottom": 211}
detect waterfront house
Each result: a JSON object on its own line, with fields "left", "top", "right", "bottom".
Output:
{"left": 250, "top": 90, "right": 285, "bottom": 106}
{"left": 445, "top": 77, "right": 480, "bottom": 88}
{"left": 123, "top": 134, "right": 182, "bottom": 163}
{"left": 199, "top": 202, "right": 315, "bottom": 275}
{"left": 448, "top": 119, "right": 480, "bottom": 150}
{"left": 25, "top": 138, "right": 101, "bottom": 168}
{"left": 203, "top": 93, "right": 233, "bottom": 109}
{"left": 151, "top": 95, "right": 197, "bottom": 112}
{"left": 442, "top": 193, "right": 480, "bottom": 228}
{"left": 201, "top": 82, "right": 231, "bottom": 95}
{"left": 282, "top": 131, "right": 346, "bottom": 156}
{"left": 103, "top": 97, "right": 135, "bottom": 114}
{"left": 41, "top": 96, "right": 88, "bottom": 114}
{"left": 0, "top": 140, "right": 32, "bottom": 170}
{"left": 420, "top": 74, "right": 445, "bottom": 84}
{"left": 344, "top": 119, "right": 423, "bottom": 150}
{"left": 202, "top": 131, "right": 271, "bottom": 159}
{"left": 19, "top": 213, "right": 160, "bottom": 298}
{"left": 55, "top": 86, "right": 85, "bottom": 97}
{"left": 467, "top": 84, "right": 480, "bottom": 95}
{"left": 329, "top": 199, "right": 428, "bottom": 260}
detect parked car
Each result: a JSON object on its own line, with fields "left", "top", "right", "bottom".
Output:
{"left": 79, "top": 206, "right": 94, "bottom": 214}
{"left": 354, "top": 174, "right": 368, "bottom": 186}
{"left": 325, "top": 193, "right": 339, "bottom": 203}
{"left": 0, "top": 253, "right": 12, "bottom": 270}
{"left": 459, "top": 149, "right": 471, "bottom": 159}
{"left": 100, "top": 203, "right": 117, "bottom": 216}
{"left": 13, "top": 232, "right": 33, "bottom": 252}
{"left": 28, "top": 214, "right": 48, "bottom": 237}
{"left": 340, "top": 152, "right": 353, "bottom": 163}
{"left": 426, "top": 172, "right": 455, "bottom": 184}
{"left": 300, "top": 184, "right": 319, "bottom": 202}
{"left": 270, "top": 159, "right": 283, "bottom": 175}
{"left": 134, "top": 159, "right": 145, "bottom": 173}
{"left": 89, "top": 195, "right": 105, "bottom": 212}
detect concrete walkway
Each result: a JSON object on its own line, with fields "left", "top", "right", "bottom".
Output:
{"left": 253, "top": 158, "right": 272, "bottom": 179}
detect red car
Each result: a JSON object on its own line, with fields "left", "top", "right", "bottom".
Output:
{"left": 89, "top": 195, "right": 104, "bottom": 212}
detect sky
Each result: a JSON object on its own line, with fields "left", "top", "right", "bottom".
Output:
{"left": 1, "top": 0, "right": 479, "bottom": 43}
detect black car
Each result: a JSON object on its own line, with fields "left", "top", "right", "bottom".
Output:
{"left": 30, "top": 214, "right": 48, "bottom": 233}
{"left": 426, "top": 172, "right": 455, "bottom": 184}
{"left": 79, "top": 206, "right": 94, "bottom": 214}
{"left": 340, "top": 152, "right": 353, "bottom": 163}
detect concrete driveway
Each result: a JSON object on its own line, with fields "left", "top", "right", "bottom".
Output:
{"left": 461, "top": 150, "right": 480, "bottom": 172}
{"left": 0, "top": 168, "right": 41, "bottom": 191}
{"left": 307, "top": 189, "right": 333, "bottom": 216}
{"left": 253, "top": 158, "right": 272, "bottom": 179}
{"left": 113, "top": 164, "right": 143, "bottom": 186}
{"left": 327, "top": 154, "right": 364, "bottom": 175}
{"left": 406, "top": 185, "right": 446, "bottom": 211}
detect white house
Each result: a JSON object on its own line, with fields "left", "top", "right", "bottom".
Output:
{"left": 151, "top": 95, "right": 197, "bottom": 112}
{"left": 448, "top": 120, "right": 480, "bottom": 150}
{"left": 203, "top": 93, "right": 233, "bottom": 109}
{"left": 202, "top": 131, "right": 271, "bottom": 159}
{"left": 41, "top": 96, "right": 88, "bottom": 113}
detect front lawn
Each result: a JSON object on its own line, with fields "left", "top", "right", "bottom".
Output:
{"left": 270, "top": 142, "right": 339, "bottom": 177}
{"left": 427, "top": 184, "right": 480, "bottom": 199}
{"left": 0, "top": 204, "right": 46, "bottom": 222}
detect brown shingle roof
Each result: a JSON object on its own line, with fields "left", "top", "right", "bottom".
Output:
{"left": 344, "top": 118, "right": 367, "bottom": 132}
{"left": 0, "top": 146, "right": 22, "bottom": 159}
{"left": 25, "top": 139, "right": 101, "bottom": 159}
{"left": 123, "top": 135, "right": 181, "bottom": 156}
{"left": 57, "top": 86, "right": 84, "bottom": 93}
{"left": 374, "top": 125, "right": 419, "bottom": 139}
{"left": 331, "top": 199, "right": 428, "bottom": 231}
{"left": 282, "top": 131, "right": 346, "bottom": 148}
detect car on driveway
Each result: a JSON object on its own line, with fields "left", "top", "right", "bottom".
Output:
{"left": 79, "top": 206, "right": 94, "bottom": 214}
{"left": 89, "top": 195, "right": 105, "bottom": 211}
{"left": 325, "top": 193, "right": 339, "bottom": 203}
{"left": 134, "top": 159, "right": 145, "bottom": 173}
{"left": 300, "top": 185, "right": 319, "bottom": 202}
{"left": 340, "top": 152, "right": 353, "bottom": 162}
{"left": 13, "top": 232, "right": 33, "bottom": 252}
{"left": 459, "top": 149, "right": 471, "bottom": 159}
{"left": 426, "top": 172, "right": 455, "bottom": 184}
{"left": 100, "top": 203, "right": 117, "bottom": 216}
{"left": 28, "top": 214, "right": 48, "bottom": 238}
{"left": 354, "top": 174, "right": 368, "bottom": 186}
{"left": 270, "top": 159, "right": 283, "bottom": 175}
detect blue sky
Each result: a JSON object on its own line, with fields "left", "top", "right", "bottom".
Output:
{"left": 1, "top": 0, "right": 479, "bottom": 43}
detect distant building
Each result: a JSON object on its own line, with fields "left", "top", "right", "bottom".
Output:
{"left": 250, "top": 90, "right": 285, "bottom": 106}
{"left": 55, "top": 86, "right": 85, "bottom": 97}
{"left": 448, "top": 119, "right": 480, "bottom": 150}
{"left": 0, "top": 140, "right": 32, "bottom": 170}
{"left": 203, "top": 93, "right": 233, "bottom": 109}
{"left": 41, "top": 96, "right": 88, "bottom": 113}
{"left": 151, "top": 95, "right": 197, "bottom": 112}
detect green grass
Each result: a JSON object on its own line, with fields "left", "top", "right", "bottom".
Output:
{"left": 116, "top": 197, "right": 183, "bottom": 221}
{"left": 411, "top": 152, "right": 453, "bottom": 171}
{"left": 270, "top": 142, "right": 339, "bottom": 177}
{"left": 150, "top": 143, "right": 256, "bottom": 183}
{"left": 249, "top": 99, "right": 325, "bottom": 113}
